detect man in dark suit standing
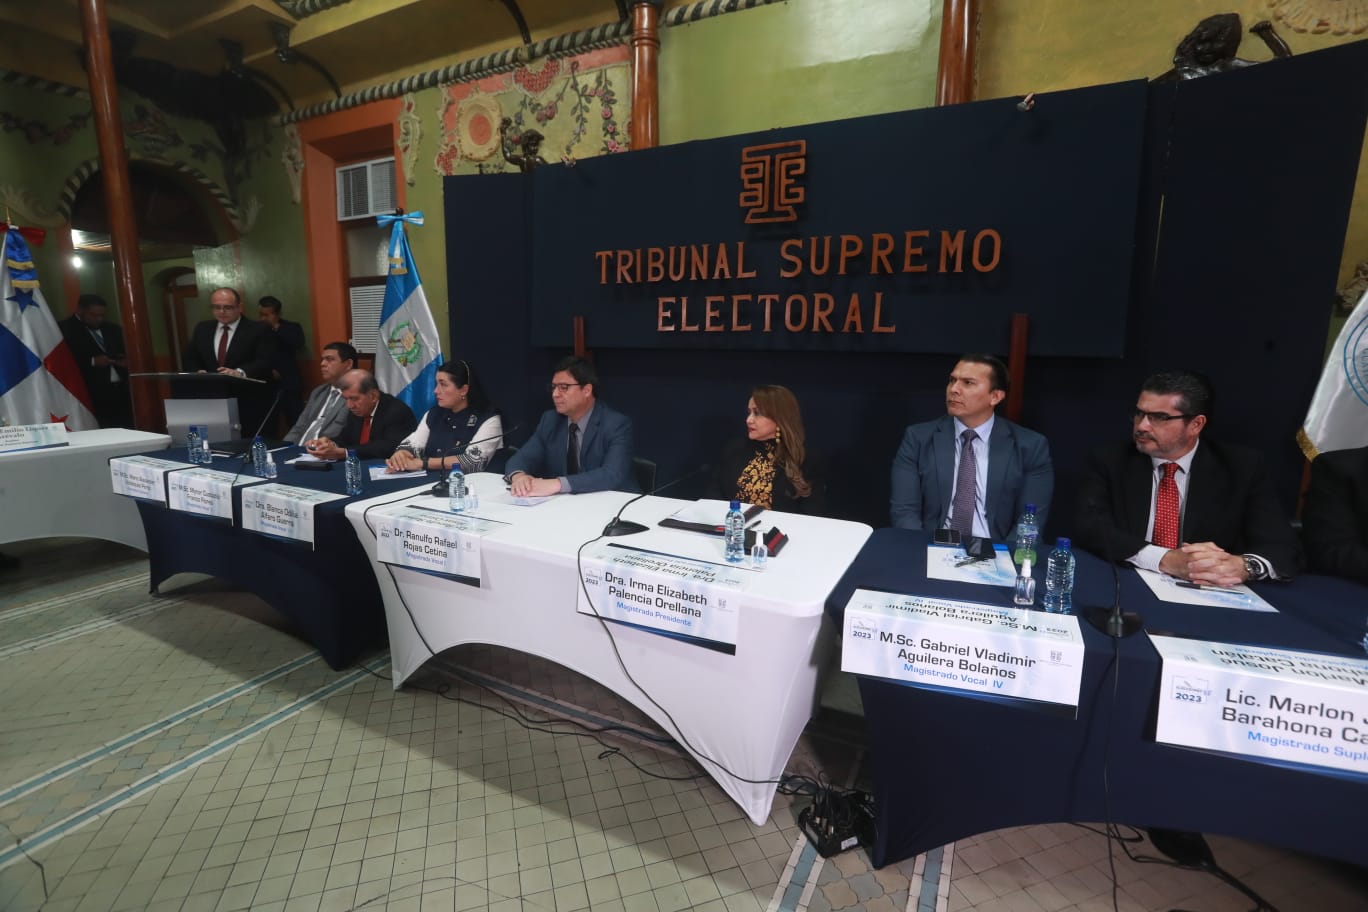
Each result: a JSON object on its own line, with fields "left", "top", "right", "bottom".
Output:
{"left": 257, "top": 295, "right": 305, "bottom": 430}
{"left": 1303, "top": 445, "right": 1368, "bottom": 585}
{"left": 306, "top": 370, "right": 417, "bottom": 461}
{"left": 890, "top": 354, "right": 1053, "bottom": 539}
{"left": 182, "top": 287, "right": 276, "bottom": 379}
{"left": 58, "top": 294, "right": 131, "bottom": 428}
{"left": 1074, "top": 369, "right": 1296, "bottom": 584}
{"left": 182, "top": 287, "right": 278, "bottom": 437}
{"left": 505, "top": 356, "right": 636, "bottom": 495}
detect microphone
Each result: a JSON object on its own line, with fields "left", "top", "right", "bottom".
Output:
{"left": 1083, "top": 525, "right": 1143, "bottom": 638}
{"left": 228, "top": 389, "right": 284, "bottom": 486}
{"left": 602, "top": 462, "right": 712, "bottom": 538}
{"left": 429, "top": 422, "right": 521, "bottom": 496}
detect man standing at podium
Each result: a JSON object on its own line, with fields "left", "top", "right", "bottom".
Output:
{"left": 183, "top": 287, "right": 276, "bottom": 379}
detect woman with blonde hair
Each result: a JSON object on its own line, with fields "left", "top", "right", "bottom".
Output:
{"left": 710, "top": 385, "right": 825, "bottom": 514}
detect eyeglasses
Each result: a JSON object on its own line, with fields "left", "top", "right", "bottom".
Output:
{"left": 1133, "top": 409, "right": 1192, "bottom": 424}
{"left": 547, "top": 382, "right": 583, "bottom": 393}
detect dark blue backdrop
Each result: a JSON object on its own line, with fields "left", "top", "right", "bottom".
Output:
{"left": 528, "top": 80, "right": 1146, "bottom": 357}
{"left": 446, "top": 40, "right": 1368, "bottom": 533}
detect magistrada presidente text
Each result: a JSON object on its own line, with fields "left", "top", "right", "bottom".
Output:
{"left": 593, "top": 229, "right": 1003, "bottom": 335}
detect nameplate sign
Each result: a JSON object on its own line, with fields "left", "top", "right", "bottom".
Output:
{"left": 577, "top": 544, "right": 748, "bottom": 654}
{"left": 841, "top": 589, "right": 1086, "bottom": 710}
{"left": 1151, "top": 635, "right": 1368, "bottom": 776}
{"left": 372, "top": 504, "right": 507, "bottom": 582}
{"left": 240, "top": 483, "right": 347, "bottom": 545}
{"left": 167, "top": 467, "right": 258, "bottom": 521}
{"left": 0, "top": 423, "right": 69, "bottom": 454}
{"left": 109, "top": 455, "right": 184, "bottom": 504}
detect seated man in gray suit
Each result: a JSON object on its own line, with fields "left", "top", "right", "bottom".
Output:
{"left": 890, "top": 353, "right": 1053, "bottom": 539}
{"left": 283, "top": 342, "right": 357, "bottom": 445}
{"left": 505, "top": 356, "right": 637, "bottom": 495}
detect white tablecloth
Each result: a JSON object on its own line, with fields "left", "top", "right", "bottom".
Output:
{"left": 0, "top": 428, "right": 171, "bottom": 550}
{"left": 345, "top": 473, "right": 872, "bottom": 824}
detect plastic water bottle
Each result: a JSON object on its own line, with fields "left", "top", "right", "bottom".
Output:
{"left": 187, "top": 426, "right": 202, "bottom": 463}
{"left": 200, "top": 436, "right": 212, "bottom": 465}
{"left": 263, "top": 452, "right": 278, "bottom": 480}
{"left": 1361, "top": 615, "right": 1368, "bottom": 655}
{"left": 1042, "top": 537, "right": 1076, "bottom": 613}
{"left": 344, "top": 449, "right": 363, "bottom": 495}
{"left": 251, "top": 436, "right": 267, "bottom": 477}
{"left": 1013, "top": 557, "right": 1036, "bottom": 607}
{"left": 448, "top": 468, "right": 467, "bottom": 513}
{"left": 724, "top": 500, "right": 745, "bottom": 563}
{"left": 1012, "top": 503, "right": 1039, "bottom": 567}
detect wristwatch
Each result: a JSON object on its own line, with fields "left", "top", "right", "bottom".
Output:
{"left": 1242, "top": 555, "right": 1266, "bottom": 581}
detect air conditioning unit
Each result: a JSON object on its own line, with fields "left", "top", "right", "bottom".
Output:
{"left": 336, "top": 157, "right": 397, "bottom": 221}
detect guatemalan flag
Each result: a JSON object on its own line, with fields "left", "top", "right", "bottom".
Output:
{"left": 0, "top": 227, "right": 95, "bottom": 429}
{"left": 375, "top": 212, "right": 441, "bottom": 419}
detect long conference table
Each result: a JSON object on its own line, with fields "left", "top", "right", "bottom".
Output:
{"left": 128, "top": 446, "right": 390, "bottom": 669}
{"left": 827, "top": 529, "right": 1368, "bottom": 869}
{"left": 345, "top": 473, "right": 873, "bottom": 825}
{"left": 2, "top": 428, "right": 170, "bottom": 550}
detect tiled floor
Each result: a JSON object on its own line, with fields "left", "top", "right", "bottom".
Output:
{"left": 0, "top": 537, "right": 1364, "bottom": 912}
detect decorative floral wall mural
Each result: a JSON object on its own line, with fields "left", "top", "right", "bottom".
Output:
{"left": 433, "top": 46, "right": 630, "bottom": 176}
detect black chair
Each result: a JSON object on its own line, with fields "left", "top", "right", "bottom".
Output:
{"left": 486, "top": 445, "right": 518, "bottom": 476}
{"left": 633, "top": 457, "right": 657, "bottom": 494}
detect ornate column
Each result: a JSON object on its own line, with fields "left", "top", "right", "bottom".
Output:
{"left": 936, "top": 0, "right": 979, "bottom": 106}
{"left": 629, "top": 1, "right": 663, "bottom": 150}
{"left": 78, "top": 0, "right": 158, "bottom": 430}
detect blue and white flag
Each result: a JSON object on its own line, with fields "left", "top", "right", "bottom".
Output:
{"left": 1298, "top": 286, "right": 1368, "bottom": 458}
{"left": 375, "top": 212, "right": 441, "bottom": 418}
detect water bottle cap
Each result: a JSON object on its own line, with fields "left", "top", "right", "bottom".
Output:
{"left": 729, "top": 500, "right": 741, "bottom": 510}
{"left": 1056, "top": 537, "right": 1071, "bottom": 549}
{"left": 347, "top": 449, "right": 357, "bottom": 458}
{"left": 1025, "top": 503, "right": 1036, "bottom": 513}
{"left": 254, "top": 435, "right": 264, "bottom": 442}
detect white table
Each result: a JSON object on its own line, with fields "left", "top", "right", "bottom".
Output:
{"left": 0, "top": 428, "right": 171, "bottom": 550}
{"left": 346, "top": 474, "right": 872, "bottom": 824}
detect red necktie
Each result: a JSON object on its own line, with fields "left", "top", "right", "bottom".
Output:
{"left": 1153, "top": 462, "right": 1180, "bottom": 549}
{"left": 360, "top": 415, "right": 372, "bottom": 445}
{"left": 216, "top": 325, "right": 229, "bottom": 367}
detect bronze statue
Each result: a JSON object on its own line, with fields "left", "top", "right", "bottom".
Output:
{"left": 1154, "top": 13, "right": 1292, "bottom": 82}
{"left": 498, "top": 117, "right": 547, "bottom": 173}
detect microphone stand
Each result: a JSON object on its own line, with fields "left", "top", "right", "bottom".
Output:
{"left": 602, "top": 463, "right": 711, "bottom": 537}
{"left": 228, "top": 389, "right": 284, "bottom": 486}
{"left": 428, "top": 447, "right": 449, "bottom": 497}
{"left": 1083, "top": 527, "right": 1143, "bottom": 638}
{"left": 428, "top": 422, "right": 520, "bottom": 497}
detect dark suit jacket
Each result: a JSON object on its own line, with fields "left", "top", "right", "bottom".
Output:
{"left": 268, "top": 319, "right": 305, "bottom": 394}
{"left": 59, "top": 315, "right": 128, "bottom": 389}
{"left": 505, "top": 402, "right": 637, "bottom": 493}
{"left": 890, "top": 414, "right": 1053, "bottom": 539}
{"left": 336, "top": 393, "right": 418, "bottom": 460}
{"left": 1074, "top": 438, "right": 1297, "bottom": 576}
{"left": 182, "top": 318, "right": 277, "bottom": 380}
{"left": 709, "top": 437, "right": 827, "bottom": 515}
{"left": 1303, "top": 446, "right": 1368, "bottom": 585}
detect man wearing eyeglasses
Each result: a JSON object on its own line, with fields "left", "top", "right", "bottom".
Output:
{"left": 504, "top": 355, "right": 637, "bottom": 496}
{"left": 183, "top": 287, "right": 277, "bottom": 380}
{"left": 1075, "top": 369, "right": 1295, "bottom": 584}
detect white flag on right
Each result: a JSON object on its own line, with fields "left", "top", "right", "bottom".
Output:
{"left": 1298, "top": 287, "right": 1368, "bottom": 459}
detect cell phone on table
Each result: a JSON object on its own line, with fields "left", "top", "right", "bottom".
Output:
{"left": 933, "top": 528, "right": 961, "bottom": 546}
